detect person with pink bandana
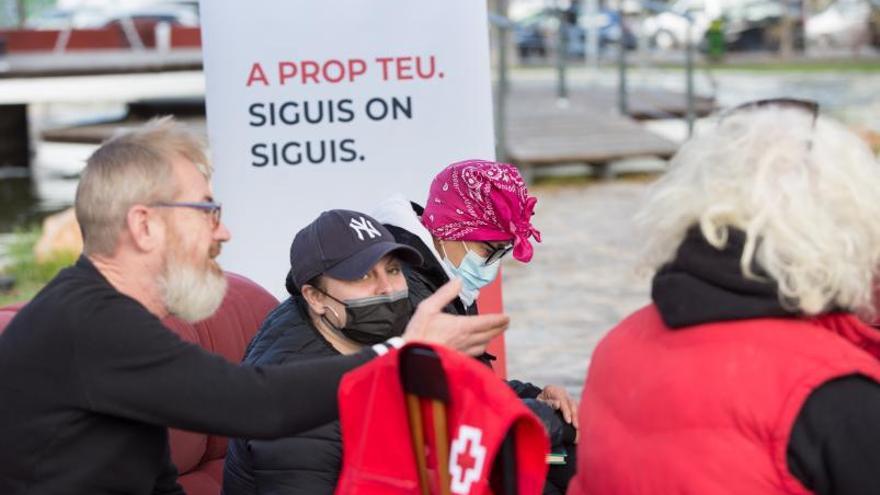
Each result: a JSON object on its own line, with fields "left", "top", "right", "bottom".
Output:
{"left": 373, "top": 159, "right": 578, "bottom": 494}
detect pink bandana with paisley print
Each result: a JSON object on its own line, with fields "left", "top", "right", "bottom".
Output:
{"left": 420, "top": 159, "right": 541, "bottom": 262}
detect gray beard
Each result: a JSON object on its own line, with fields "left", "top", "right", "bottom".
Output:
{"left": 159, "top": 253, "right": 228, "bottom": 323}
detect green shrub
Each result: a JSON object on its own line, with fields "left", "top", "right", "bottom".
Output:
{"left": 0, "top": 226, "right": 77, "bottom": 307}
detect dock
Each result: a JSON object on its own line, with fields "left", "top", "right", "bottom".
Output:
{"left": 0, "top": 50, "right": 203, "bottom": 78}
{"left": 37, "top": 87, "right": 715, "bottom": 177}
{"left": 0, "top": 26, "right": 203, "bottom": 167}
{"left": 1, "top": 24, "right": 715, "bottom": 174}
{"left": 504, "top": 85, "right": 713, "bottom": 176}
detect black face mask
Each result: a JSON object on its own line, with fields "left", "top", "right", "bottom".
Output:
{"left": 320, "top": 289, "right": 413, "bottom": 345}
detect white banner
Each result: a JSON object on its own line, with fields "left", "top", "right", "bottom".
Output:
{"left": 200, "top": 0, "right": 496, "bottom": 297}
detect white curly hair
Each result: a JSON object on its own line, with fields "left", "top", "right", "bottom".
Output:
{"left": 637, "top": 103, "right": 880, "bottom": 318}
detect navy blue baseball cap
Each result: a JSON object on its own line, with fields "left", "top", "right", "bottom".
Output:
{"left": 289, "top": 209, "right": 423, "bottom": 289}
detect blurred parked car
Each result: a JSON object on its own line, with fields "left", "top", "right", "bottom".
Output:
{"left": 721, "top": 0, "right": 805, "bottom": 51}
{"left": 806, "top": 0, "right": 873, "bottom": 49}
{"left": 641, "top": 0, "right": 715, "bottom": 49}
{"left": 514, "top": 7, "right": 636, "bottom": 60}
{"left": 573, "top": 10, "right": 639, "bottom": 53}
{"left": 23, "top": 3, "right": 198, "bottom": 48}
{"left": 515, "top": 10, "right": 553, "bottom": 59}
{"left": 872, "top": 0, "right": 880, "bottom": 45}
{"left": 25, "top": 7, "right": 112, "bottom": 30}
{"left": 25, "top": 3, "right": 199, "bottom": 31}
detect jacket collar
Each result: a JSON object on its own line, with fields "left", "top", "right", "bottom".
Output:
{"left": 372, "top": 193, "right": 453, "bottom": 280}
{"left": 652, "top": 226, "right": 793, "bottom": 329}
{"left": 651, "top": 227, "right": 880, "bottom": 347}
{"left": 243, "top": 294, "right": 337, "bottom": 363}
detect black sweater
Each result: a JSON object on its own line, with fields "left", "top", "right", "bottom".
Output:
{"left": 653, "top": 227, "right": 880, "bottom": 495}
{"left": 0, "top": 257, "right": 374, "bottom": 495}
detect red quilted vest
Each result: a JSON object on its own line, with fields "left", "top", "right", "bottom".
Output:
{"left": 335, "top": 343, "right": 549, "bottom": 495}
{"left": 568, "top": 305, "right": 880, "bottom": 495}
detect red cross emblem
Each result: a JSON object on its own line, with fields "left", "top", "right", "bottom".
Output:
{"left": 449, "top": 425, "right": 487, "bottom": 494}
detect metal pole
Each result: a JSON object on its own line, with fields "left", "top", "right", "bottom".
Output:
{"left": 586, "top": 0, "right": 600, "bottom": 68}
{"left": 617, "top": 9, "right": 628, "bottom": 115}
{"left": 779, "top": 0, "right": 795, "bottom": 59}
{"left": 494, "top": 0, "right": 510, "bottom": 162}
{"left": 685, "top": 18, "right": 695, "bottom": 136}
{"left": 556, "top": 5, "right": 568, "bottom": 100}
{"left": 15, "top": 0, "right": 26, "bottom": 27}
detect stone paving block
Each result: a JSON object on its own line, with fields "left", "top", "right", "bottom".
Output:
{"left": 502, "top": 180, "right": 654, "bottom": 398}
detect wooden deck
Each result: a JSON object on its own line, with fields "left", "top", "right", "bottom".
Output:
{"left": 41, "top": 98, "right": 206, "bottom": 143}
{"left": 41, "top": 116, "right": 205, "bottom": 144}
{"left": 0, "top": 50, "right": 203, "bottom": 79}
{"left": 504, "top": 86, "right": 714, "bottom": 175}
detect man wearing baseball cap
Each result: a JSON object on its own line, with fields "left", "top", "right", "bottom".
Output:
{"left": 225, "top": 209, "right": 442, "bottom": 494}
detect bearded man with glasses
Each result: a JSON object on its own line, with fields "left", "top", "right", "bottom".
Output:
{"left": 0, "top": 118, "right": 509, "bottom": 495}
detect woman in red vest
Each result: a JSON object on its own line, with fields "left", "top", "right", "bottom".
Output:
{"left": 569, "top": 99, "right": 880, "bottom": 495}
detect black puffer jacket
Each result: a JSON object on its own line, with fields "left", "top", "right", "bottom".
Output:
{"left": 222, "top": 296, "right": 342, "bottom": 495}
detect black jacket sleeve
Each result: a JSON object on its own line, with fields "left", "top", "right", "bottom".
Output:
{"left": 507, "top": 379, "right": 543, "bottom": 399}
{"left": 75, "top": 296, "right": 374, "bottom": 440}
{"left": 787, "top": 374, "right": 880, "bottom": 495}
{"left": 522, "top": 399, "right": 575, "bottom": 449}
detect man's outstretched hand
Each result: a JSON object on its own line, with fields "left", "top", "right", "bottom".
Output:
{"left": 402, "top": 279, "right": 509, "bottom": 356}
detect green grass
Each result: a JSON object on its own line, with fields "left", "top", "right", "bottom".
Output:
{"left": 532, "top": 170, "right": 661, "bottom": 188}
{"left": 658, "top": 59, "right": 880, "bottom": 72}
{"left": 510, "top": 57, "right": 880, "bottom": 73}
{"left": 0, "top": 227, "right": 77, "bottom": 307}
{"left": 533, "top": 175, "right": 599, "bottom": 187}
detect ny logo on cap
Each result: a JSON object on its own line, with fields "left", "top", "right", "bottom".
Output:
{"left": 349, "top": 216, "right": 381, "bottom": 241}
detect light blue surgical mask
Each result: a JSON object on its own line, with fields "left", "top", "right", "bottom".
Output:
{"left": 441, "top": 242, "right": 502, "bottom": 307}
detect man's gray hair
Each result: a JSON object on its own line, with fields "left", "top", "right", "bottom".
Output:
{"left": 75, "top": 116, "right": 212, "bottom": 255}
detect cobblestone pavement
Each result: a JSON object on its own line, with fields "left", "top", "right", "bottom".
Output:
{"left": 501, "top": 178, "right": 655, "bottom": 398}
{"left": 498, "top": 66, "right": 880, "bottom": 399}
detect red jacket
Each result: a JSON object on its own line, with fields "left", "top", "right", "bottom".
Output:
{"left": 335, "top": 343, "right": 549, "bottom": 494}
{"left": 568, "top": 305, "right": 880, "bottom": 495}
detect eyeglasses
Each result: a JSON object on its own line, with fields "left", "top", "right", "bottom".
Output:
{"left": 482, "top": 241, "right": 514, "bottom": 266}
{"left": 151, "top": 201, "right": 222, "bottom": 228}
{"left": 720, "top": 98, "right": 819, "bottom": 127}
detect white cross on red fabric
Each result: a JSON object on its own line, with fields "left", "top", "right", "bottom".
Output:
{"left": 449, "top": 425, "right": 487, "bottom": 494}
